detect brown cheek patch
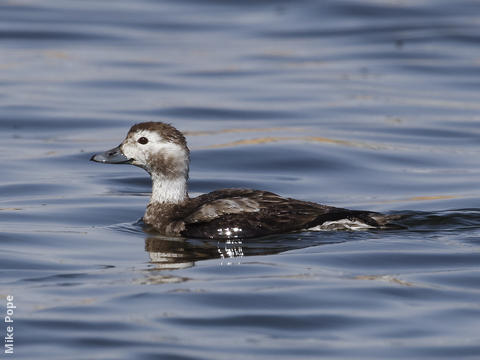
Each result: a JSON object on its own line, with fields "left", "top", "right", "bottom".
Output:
{"left": 148, "top": 153, "right": 183, "bottom": 179}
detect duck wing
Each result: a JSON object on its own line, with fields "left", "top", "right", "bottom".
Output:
{"left": 178, "top": 189, "right": 382, "bottom": 239}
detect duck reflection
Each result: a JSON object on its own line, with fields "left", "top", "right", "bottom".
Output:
{"left": 145, "top": 236, "right": 251, "bottom": 270}
{"left": 144, "top": 232, "right": 345, "bottom": 270}
{"left": 145, "top": 235, "right": 218, "bottom": 270}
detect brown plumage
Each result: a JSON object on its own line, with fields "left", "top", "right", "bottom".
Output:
{"left": 91, "top": 122, "right": 391, "bottom": 239}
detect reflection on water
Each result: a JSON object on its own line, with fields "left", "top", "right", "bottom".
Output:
{"left": 199, "top": 135, "right": 384, "bottom": 150}
{"left": 144, "top": 233, "right": 316, "bottom": 270}
{"left": 146, "top": 236, "right": 250, "bottom": 269}
{"left": 146, "top": 236, "right": 197, "bottom": 270}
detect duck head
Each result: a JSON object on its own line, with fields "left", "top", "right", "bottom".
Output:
{"left": 91, "top": 122, "right": 190, "bottom": 204}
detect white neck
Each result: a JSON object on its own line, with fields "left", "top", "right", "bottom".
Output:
{"left": 150, "top": 174, "right": 187, "bottom": 204}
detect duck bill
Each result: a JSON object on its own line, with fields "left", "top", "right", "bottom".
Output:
{"left": 90, "top": 145, "right": 132, "bottom": 164}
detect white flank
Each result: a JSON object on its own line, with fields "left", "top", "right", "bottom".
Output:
{"left": 308, "top": 219, "right": 375, "bottom": 231}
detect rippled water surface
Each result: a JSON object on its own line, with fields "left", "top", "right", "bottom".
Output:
{"left": 2, "top": 0, "right": 480, "bottom": 359}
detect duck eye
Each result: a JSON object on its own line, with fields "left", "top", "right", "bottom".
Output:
{"left": 138, "top": 137, "right": 148, "bottom": 145}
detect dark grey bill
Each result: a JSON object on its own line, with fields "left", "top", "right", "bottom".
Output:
{"left": 90, "top": 145, "right": 132, "bottom": 164}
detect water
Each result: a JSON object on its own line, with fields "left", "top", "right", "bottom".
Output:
{"left": 1, "top": 0, "right": 480, "bottom": 358}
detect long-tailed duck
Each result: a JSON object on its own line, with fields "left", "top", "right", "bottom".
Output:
{"left": 91, "top": 122, "right": 390, "bottom": 239}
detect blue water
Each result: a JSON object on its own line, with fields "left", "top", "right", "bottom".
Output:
{"left": 2, "top": 0, "right": 480, "bottom": 359}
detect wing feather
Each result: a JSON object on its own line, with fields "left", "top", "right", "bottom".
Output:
{"left": 180, "top": 189, "right": 343, "bottom": 238}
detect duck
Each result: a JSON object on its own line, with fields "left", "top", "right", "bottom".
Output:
{"left": 91, "top": 122, "right": 391, "bottom": 239}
